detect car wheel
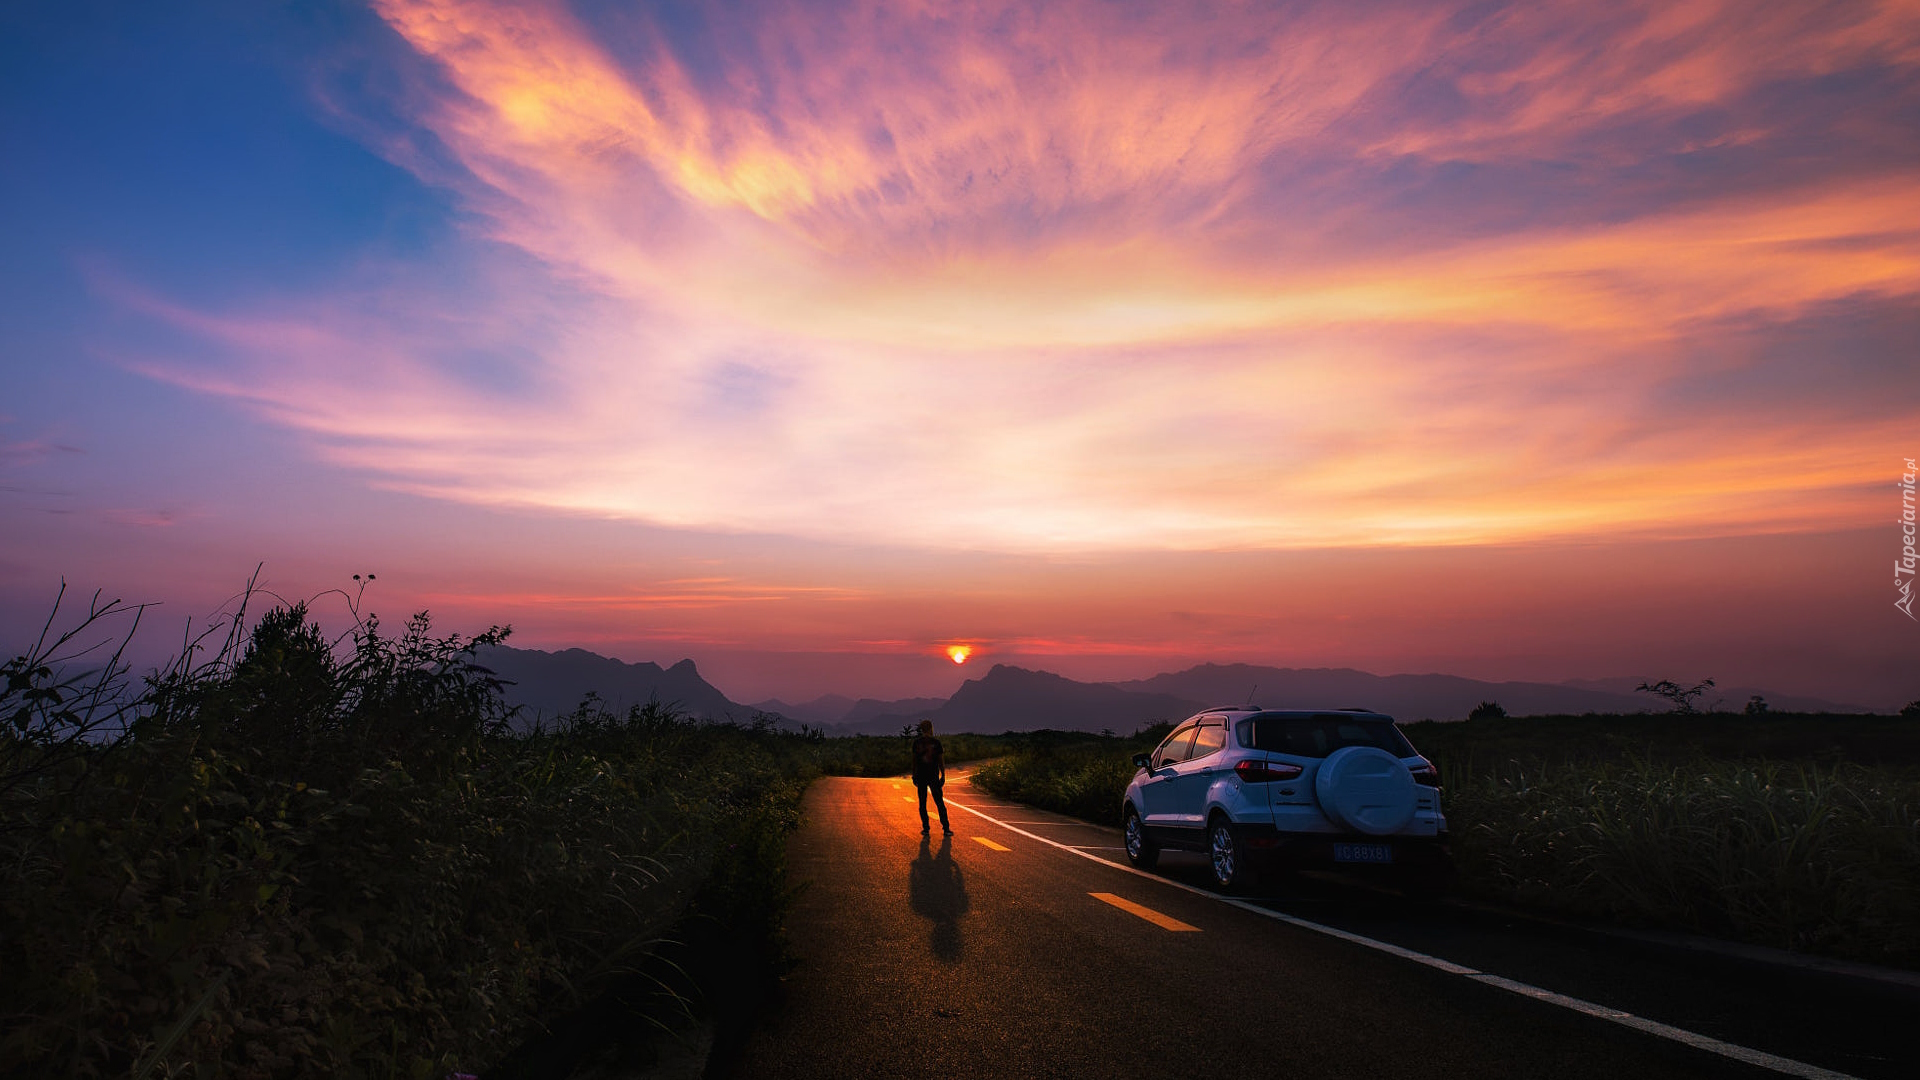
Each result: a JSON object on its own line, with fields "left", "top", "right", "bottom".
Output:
{"left": 1123, "top": 806, "right": 1158, "bottom": 870}
{"left": 1209, "top": 815, "right": 1248, "bottom": 890}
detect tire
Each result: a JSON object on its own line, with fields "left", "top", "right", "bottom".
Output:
{"left": 1123, "top": 805, "right": 1159, "bottom": 870}
{"left": 1208, "top": 814, "right": 1251, "bottom": 890}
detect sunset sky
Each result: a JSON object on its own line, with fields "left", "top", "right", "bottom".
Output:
{"left": 3, "top": 0, "right": 1916, "bottom": 707}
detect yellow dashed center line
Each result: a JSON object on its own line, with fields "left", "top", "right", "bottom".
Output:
{"left": 1091, "top": 892, "right": 1201, "bottom": 932}
{"left": 902, "top": 796, "right": 915, "bottom": 803}
{"left": 971, "top": 836, "right": 1010, "bottom": 852}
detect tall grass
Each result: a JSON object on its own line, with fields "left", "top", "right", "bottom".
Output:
{"left": 1444, "top": 757, "right": 1920, "bottom": 965}
{"left": 0, "top": 593, "right": 819, "bottom": 1078}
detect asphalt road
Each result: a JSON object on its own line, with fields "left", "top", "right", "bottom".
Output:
{"left": 730, "top": 773, "right": 1919, "bottom": 1080}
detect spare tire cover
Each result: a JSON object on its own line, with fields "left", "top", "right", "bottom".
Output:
{"left": 1314, "top": 745, "right": 1416, "bottom": 836}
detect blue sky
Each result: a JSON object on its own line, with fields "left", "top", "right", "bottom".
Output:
{"left": 4, "top": 1, "right": 1916, "bottom": 706}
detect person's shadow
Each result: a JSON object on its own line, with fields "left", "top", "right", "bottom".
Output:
{"left": 908, "top": 834, "right": 969, "bottom": 962}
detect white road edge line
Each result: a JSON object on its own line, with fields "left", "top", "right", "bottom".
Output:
{"left": 943, "top": 796, "right": 1863, "bottom": 1080}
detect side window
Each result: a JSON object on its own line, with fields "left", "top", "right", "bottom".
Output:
{"left": 1189, "top": 721, "right": 1226, "bottom": 760}
{"left": 1154, "top": 724, "right": 1197, "bottom": 769}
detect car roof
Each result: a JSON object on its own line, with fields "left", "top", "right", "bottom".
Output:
{"left": 1186, "top": 707, "right": 1399, "bottom": 722}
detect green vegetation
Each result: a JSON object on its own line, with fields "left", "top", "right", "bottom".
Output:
{"left": 0, "top": 590, "right": 994, "bottom": 1078}
{"left": 971, "top": 726, "right": 1171, "bottom": 825}
{"left": 1441, "top": 755, "right": 1920, "bottom": 965}
{"left": 974, "top": 712, "right": 1920, "bottom": 968}
{"left": 1409, "top": 713, "right": 1920, "bottom": 967}
{"left": 814, "top": 732, "right": 1017, "bottom": 778}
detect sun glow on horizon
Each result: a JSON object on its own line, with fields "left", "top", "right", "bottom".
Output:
{"left": 947, "top": 645, "right": 973, "bottom": 665}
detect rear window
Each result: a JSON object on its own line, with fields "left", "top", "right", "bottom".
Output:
{"left": 1235, "top": 714, "right": 1415, "bottom": 759}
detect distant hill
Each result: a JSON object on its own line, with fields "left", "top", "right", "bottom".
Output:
{"left": 751, "top": 694, "right": 859, "bottom": 725}
{"left": 476, "top": 645, "right": 747, "bottom": 724}
{"left": 1113, "top": 663, "right": 1639, "bottom": 721}
{"left": 844, "top": 696, "right": 948, "bottom": 725}
{"left": 1113, "top": 663, "right": 1872, "bottom": 720}
{"left": 1557, "top": 676, "right": 1869, "bottom": 715}
{"left": 750, "top": 694, "right": 948, "bottom": 728}
{"left": 927, "top": 664, "right": 1201, "bottom": 734}
{"left": 825, "top": 713, "right": 931, "bottom": 736}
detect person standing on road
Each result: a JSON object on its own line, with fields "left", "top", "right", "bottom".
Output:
{"left": 912, "top": 719, "right": 952, "bottom": 835}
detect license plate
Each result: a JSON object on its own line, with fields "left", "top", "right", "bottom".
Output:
{"left": 1333, "top": 842, "right": 1393, "bottom": 864}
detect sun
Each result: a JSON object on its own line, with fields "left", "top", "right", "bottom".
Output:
{"left": 946, "top": 645, "right": 972, "bottom": 665}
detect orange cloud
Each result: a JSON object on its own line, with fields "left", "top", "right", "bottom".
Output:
{"left": 119, "top": 0, "right": 1920, "bottom": 552}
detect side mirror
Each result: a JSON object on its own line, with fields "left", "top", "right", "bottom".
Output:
{"left": 1132, "top": 752, "right": 1152, "bottom": 770}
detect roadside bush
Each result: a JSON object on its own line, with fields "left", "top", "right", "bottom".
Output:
{"left": 971, "top": 731, "right": 1162, "bottom": 825}
{"left": 0, "top": 600, "right": 814, "bottom": 1078}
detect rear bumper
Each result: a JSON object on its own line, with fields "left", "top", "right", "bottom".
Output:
{"left": 1233, "top": 822, "right": 1453, "bottom": 872}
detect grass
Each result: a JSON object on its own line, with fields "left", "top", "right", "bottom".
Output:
{"left": 970, "top": 726, "right": 1171, "bottom": 825}
{"left": 970, "top": 715, "right": 1920, "bottom": 969}
{"left": 1443, "top": 755, "right": 1920, "bottom": 964}
{"left": 0, "top": 589, "right": 1002, "bottom": 1078}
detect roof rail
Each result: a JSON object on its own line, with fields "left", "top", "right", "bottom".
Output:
{"left": 1201, "top": 703, "right": 1262, "bottom": 712}
{"left": 1336, "top": 706, "right": 1377, "bottom": 712}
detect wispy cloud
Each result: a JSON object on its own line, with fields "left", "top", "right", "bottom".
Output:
{"left": 423, "top": 577, "right": 866, "bottom": 613}
{"left": 121, "top": 0, "right": 1920, "bottom": 550}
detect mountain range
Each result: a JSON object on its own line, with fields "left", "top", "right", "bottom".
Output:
{"left": 477, "top": 645, "right": 1873, "bottom": 733}
{"left": 1109, "top": 664, "right": 1861, "bottom": 724}
{"left": 751, "top": 693, "right": 948, "bottom": 727}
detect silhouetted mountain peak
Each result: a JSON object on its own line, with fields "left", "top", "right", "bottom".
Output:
{"left": 476, "top": 644, "right": 743, "bottom": 725}
{"left": 935, "top": 663, "right": 1198, "bottom": 733}
{"left": 969, "top": 664, "right": 1067, "bottom": 686}
{"left": 545, "top": 647, "right": 663, "bottom": 676}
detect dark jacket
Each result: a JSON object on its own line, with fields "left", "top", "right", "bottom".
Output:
{"left": 911, "top": 735, "right": 944, "bottom": 784}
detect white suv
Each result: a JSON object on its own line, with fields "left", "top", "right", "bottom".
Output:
{"left": 1121, "top": 707, "right": 1451, "bottom": 892}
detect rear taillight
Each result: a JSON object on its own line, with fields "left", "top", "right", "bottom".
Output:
{"left": 1234, "top": 759, "right": 1304, "bottom": 783}
{"left": 1410, "top": 762, "right": 1441, "bottom": 787}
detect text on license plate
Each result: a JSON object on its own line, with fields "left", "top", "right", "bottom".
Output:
{"left": 1333, "top": 842, "right": 1393, "bottom": 864}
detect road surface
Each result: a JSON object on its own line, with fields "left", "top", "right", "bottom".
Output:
{"left": 729, "top": 772, "right": 1918, "bottom": 1080}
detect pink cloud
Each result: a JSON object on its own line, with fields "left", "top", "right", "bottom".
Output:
{"left": 107, "top": 0, "right": 1920, "bottom": 553}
